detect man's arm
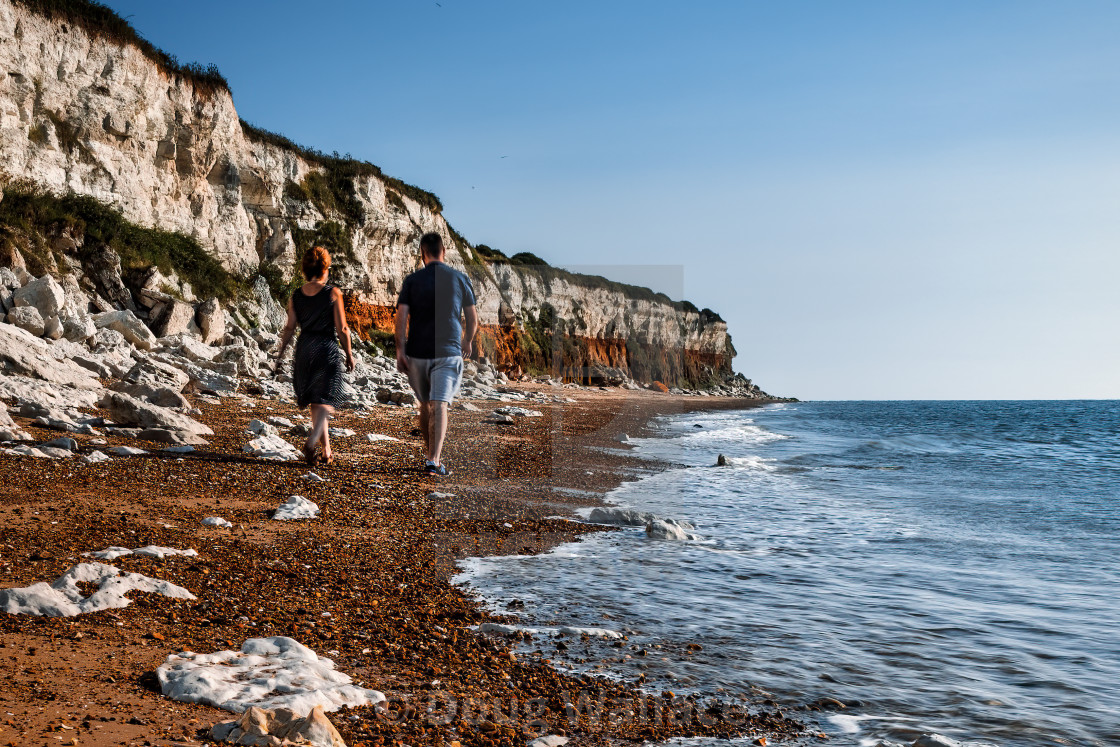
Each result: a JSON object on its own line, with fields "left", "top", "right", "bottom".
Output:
{"left": 462, "top": 304, "right": 478, "bottom": 360}
{"left": 395, "top": 303, "right": 410, "bottom": 373}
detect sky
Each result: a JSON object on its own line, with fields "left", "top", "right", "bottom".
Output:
{"left": 102, "top": 0, "right": 1120, "bottom": 399}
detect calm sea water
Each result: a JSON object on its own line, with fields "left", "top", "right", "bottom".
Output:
{"left": 456, "top": 401, "right": 1120, "bottom": 746}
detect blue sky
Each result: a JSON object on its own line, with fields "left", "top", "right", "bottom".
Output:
{"left": 103, "top": 0, "right": 1120, "bottom": 399}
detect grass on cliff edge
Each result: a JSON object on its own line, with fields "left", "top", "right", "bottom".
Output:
{"left": 0, "top": 183, "right": 243, "bottom": 301}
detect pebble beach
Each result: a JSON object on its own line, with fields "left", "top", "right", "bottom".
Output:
{"left": 0, "top": 385, "right": 803, "bottom": 747}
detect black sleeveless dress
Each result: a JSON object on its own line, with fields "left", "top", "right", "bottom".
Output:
{"left": 292, "top": 285, "right": 346, "bottom": 408}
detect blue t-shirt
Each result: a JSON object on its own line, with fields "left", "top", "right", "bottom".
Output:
{"left": 397, "top": 261, "right": 476, "bottom": 359}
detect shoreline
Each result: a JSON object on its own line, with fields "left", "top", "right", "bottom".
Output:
{"left": 0, "top": 385, "right": 804, "bottom": 746}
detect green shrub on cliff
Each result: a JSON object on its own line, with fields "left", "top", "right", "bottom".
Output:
{"left": 475, "top": 244, "right": 509, "bottom": 263}
{"left": 240, "top": 121, "right": 443, "bottom": 215}
{"left": 13, "top": 0, "right": 229, "bottom": 97}
{"left": 0, "top": 183, "right": 243, "bottom": 301}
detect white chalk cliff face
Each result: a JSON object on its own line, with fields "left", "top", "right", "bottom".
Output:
{"left": 0, "top": 0, "right": 734, "bottom": 382}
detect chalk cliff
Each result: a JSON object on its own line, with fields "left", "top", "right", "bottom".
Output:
{"left": 0, "top": 0, "right": 757, "bottom": 391}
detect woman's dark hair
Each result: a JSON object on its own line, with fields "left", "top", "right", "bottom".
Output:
{"left": 302, "top": 246, "right": 331, "bottom": 280}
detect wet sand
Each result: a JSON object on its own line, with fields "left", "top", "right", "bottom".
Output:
{"left": 0, "top": 385, "right": 806, "bottom": 747}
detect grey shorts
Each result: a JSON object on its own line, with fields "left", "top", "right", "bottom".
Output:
{"left": 407, "top": 356, "right": 463, "bottom": 403}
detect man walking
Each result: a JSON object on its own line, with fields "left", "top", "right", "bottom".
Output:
{"left": 395, "top": 232, "right": 478, "bottom": 476}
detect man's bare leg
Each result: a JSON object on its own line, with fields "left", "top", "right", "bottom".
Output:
{"left": 428, "top": 400, "right": 449, "bottom": 466}
{"left": 419, "top": 401, "right": 431, "bottom": 461}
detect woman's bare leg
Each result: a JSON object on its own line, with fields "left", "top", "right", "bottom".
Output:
{"left": 318, "top": 405, "right": 335, "bottom": 461}
{"left": 308, "top": 404, "right": 334, "bottom": 463}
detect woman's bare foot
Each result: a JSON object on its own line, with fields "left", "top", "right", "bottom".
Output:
{"left": 302, "top": 439, "right": 317, "bottom": 466}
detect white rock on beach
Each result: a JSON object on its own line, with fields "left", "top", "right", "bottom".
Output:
{"left": 0, "top": 562, "right": 195, "bottom": 617}
{"left": 366, "top": 433, "right": 398, "bottom": 442}
{"left": 273, "top": 496, "right": 319, "bottom": 521}
{"left": 645, "top": 517, "right": 699, "bottom": 541}
{"left": 84, "top": 546, "right": 134, "bottom": 560}
{"left": 203, "top": 516, "right": 234, "bottom": 529}
{"left": 493, "top": 406, "right": 543, "bottom": 417}
{"left": 529, "top": 736, "right": 570, "bottom": 747}
{"left": 587, "top": 507, "right": 659, "bottom": 526}
{"left": 246, "top": 432, "right": 300, "bottom": 461}
{"left": 210, "top": 704, "right": 348, "bottom": 747}
{"left": 156, "top": 636, "right": 385, "bottom": 715}
{"left": 106, "top": 445, "right": 148, "bottom": 456}
{"left": 134, "top": 546, "right": 199, "bottom": 560}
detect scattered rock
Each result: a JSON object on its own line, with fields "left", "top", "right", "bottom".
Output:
{"left": 587, "top": 507, "right": 658, "bottom": 526}
{"left": 273, "top": 496, "right": 319, "bottom": 521}
{"left": 203, "top": 516, "right": 234, "bottom": 529}
{"left": 529, "top": 736, "right": 570, "bottom": 747}
{"left": 245, "top": 432, "right": 300, "bottom": 461}
{"left": 106, "top": 446, "right": 148, "bottom": 456}
{"left": 494, "top": 406, "right": 543, "bottom": 418}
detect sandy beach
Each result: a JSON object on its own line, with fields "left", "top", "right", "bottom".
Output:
{"left": 0, "top": 385, "right": 805, "bottom": 747}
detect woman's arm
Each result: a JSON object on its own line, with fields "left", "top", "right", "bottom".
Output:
{"left": 274, "top": 298, "right": 298, "bottom": 376}
{"left": 332, "top": 287, "right": 355, "bottom": 372}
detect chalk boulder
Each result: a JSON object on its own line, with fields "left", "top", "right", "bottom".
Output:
{"left": 6, "top": 305, "right": 46, "bottom": 336}
{"left": 197, "top": 298, "right": 225, "bottom": 344}
{"left": 99, "top": 391, "right": 213, "bottom": 437}
{"left": 93, "top": 309, "right": 157, "bottom": 350}
{"left": 12, "top": 275, "right": 65, "bottom": 318}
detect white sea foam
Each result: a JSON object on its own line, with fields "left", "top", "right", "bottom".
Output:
{"left": 478, "top": 622, "right": 622, "bottom": 639}
{"left": 0, "top": 562, "right": 195, "bottom": 616}
{"left": 715, "top": 455, "right": 778, "bottom": 471}
{"left": 157, "top": 636, "right": 385, "bottom": 716}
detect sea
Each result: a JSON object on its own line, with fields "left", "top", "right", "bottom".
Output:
{"left": 454, "top": 401, "right": 1120, "bottom": 747}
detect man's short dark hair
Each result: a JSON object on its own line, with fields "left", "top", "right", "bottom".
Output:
{"left": 419, "top": 232, "right": 444, "bottom": 258}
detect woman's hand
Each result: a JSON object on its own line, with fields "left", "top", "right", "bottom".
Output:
{"left": 345, "top": 352, "right": 355, "bottom": 372}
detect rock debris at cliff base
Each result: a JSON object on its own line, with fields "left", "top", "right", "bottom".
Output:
{"left": 0, "top": 387, "right": 804, "bottom": 747}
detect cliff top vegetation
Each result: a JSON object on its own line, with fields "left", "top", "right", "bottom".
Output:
{"left": 474, "top": 245, "right": 723, "bottom": 321}
{"left": 11, "top": 0, "right": 229, "bottom": 96}
{"left": 12, "top": 1, "right": 445, "bottom": 215}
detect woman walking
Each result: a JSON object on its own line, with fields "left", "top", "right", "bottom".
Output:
{"left": 275, "top": 246, "right": 355, "bottom": 465}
